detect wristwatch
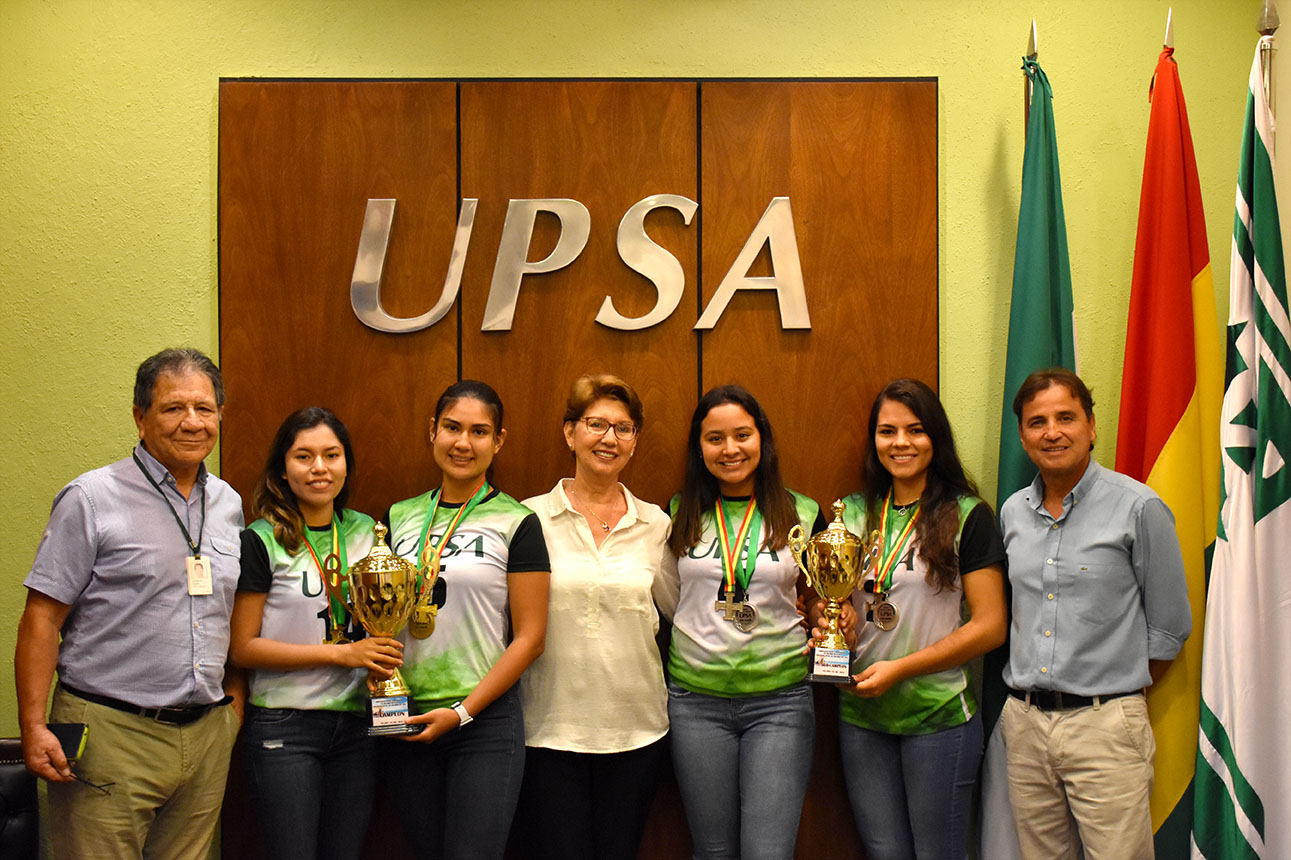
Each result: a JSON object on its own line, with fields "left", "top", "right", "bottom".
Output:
{"left": 451, "top": 701, "right": 473, "bottom": 728}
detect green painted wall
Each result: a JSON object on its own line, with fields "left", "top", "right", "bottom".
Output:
{"left": 0, "top": 0, "right": 1262, "bottom": 734}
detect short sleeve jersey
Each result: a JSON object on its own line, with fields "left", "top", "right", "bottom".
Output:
{"left": 839, "top": 494, "right": 1005, "bottom": 734}
{"left": 668, "top": 491, "right": 821, "bottom": 697}
{"left": 387, "top": 488, "right": 549, "bottom": 711}
{"left": 239, "top": 510, "right": 378, "bottom": 712}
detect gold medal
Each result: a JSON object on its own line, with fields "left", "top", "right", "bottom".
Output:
{"left": 409, "top": 602, "right": 438, "bottom": 639}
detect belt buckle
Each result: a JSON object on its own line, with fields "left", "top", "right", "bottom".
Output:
{"left": 153, "top": 707, "right": 180, "bottom": 724}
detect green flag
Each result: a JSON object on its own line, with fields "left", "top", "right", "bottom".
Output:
{"left": 979, "top": 57, "right": 1078, "bottom": 860}
{"left": 996, "top": 57, "right": 1078, "bottom": 510}
{"left": 1192, "top": 36, "right": 1291, "bottom": 859}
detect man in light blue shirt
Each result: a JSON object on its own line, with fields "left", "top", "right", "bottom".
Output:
{"left": 15, "top": 348, "right": 244, "bottom": 860}
{"left": 1000, "top": 368, "right": 1190, "bottom": 860}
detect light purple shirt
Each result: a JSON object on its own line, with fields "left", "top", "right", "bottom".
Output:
{"left": 25, "top": 444, "right": 243, "bottom": 708}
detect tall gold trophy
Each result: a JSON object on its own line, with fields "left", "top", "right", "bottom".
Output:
{"left": 346, "top": 523, "right": 432, "bottom": 735}
{"left": 788, "top": 500, "right": 880, "bottom": 682}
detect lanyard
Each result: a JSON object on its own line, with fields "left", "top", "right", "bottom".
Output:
{"left": 303, "top": 517, "right": 350, "bottom": 638}
{"left": 417, "top": 478, "right": 491, "bottom": 586}
{"left": 874, "top": 490, "right": 919, "bottom": 595}
{"left": 715, "top": 497, "right": 762, "bottom": 598}
{"left": 132, "top": 451, "right": 205, "bottom": 557}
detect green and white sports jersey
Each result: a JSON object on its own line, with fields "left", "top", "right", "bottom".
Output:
{"left": 667, "top": 491, "right": 820, "bottom": 697}
{"left": 387, "top": 488, "right": 548, "bottom": 712}
{"left": 838, "top": 493, "right": 1005, "bottom": 734}
{"left": 241, "top": 510, "right": 378, "bottom": 712}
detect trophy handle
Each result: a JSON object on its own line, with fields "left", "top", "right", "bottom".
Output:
{"left": 786, "top": 524, "right": 813, "bottom": 585}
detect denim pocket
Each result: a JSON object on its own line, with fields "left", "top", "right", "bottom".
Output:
{"left": 666, "top": 680, "right": 693, "bottom": 698}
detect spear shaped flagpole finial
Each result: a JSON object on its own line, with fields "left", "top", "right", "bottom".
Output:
{"left": 1023, "top": 19, "right": 1037, "bottom": 124}
{"left": 1164, "top": 8, "right": 1174, "bottom": 48}
{"left": 1259, "top": 0, "right": 1279, "bottom": 35}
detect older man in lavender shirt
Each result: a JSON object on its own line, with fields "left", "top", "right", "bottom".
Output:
{"left": 15, "top": 348, "right": 245, "bottom": 860}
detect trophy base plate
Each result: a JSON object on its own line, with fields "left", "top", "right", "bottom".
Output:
{"left": 806, "top": 645, "right": 852, "bottom": 683}
{"left": 369, "top": 694, "right": 422, "bottom": 736}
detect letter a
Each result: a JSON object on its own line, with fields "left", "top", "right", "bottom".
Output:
{"left": 694, "top": 197, "right": 810, "bottom": 330}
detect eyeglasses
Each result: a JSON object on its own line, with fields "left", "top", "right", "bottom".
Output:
{"left": 73, "top": 772, "right": 115, "bottom": 795}
{"left": 579, "top": 417, "right": 638, "bottom": 440}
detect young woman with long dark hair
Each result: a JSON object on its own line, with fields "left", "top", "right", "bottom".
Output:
{"left": 664, "top": 384, "right": 824, "bottom": 860}
{"left": 383, "top": 380, "right": 550, "bottom": 860}
{"left": 231, "top": 406, "right": 404, "bottom": 860}
{"left": 825, "top": 378, "right": 1007, "bottom": 860}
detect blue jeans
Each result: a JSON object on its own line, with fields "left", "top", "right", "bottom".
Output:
{"left": 380, "top": 686, "right": 525, "bottom": 860}
{"left": 839, "top": 712, "right": 984, "bottom": 860}
{"left": 242, "top": 706, "right": 375, "bottom": 860}
{"left": 667, "top": 680, "right": 814, "bottom": 860}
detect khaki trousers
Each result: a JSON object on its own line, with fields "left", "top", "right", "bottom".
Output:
{"left": 1001, "top": 693, "right": 1155, "bottom": 860}
{"left": 48, "top": 686, "right": 239, "bottom": 860}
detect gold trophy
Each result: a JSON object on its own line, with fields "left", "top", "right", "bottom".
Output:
{"left": 788, "top": 500, "right": 881, "bottom": 682}
{"left": 346, "top": 522, "right": 432, "bottom": 735}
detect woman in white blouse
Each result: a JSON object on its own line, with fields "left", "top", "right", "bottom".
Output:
{"left": 519, "top": 374, "right": 675, "bottom": 860}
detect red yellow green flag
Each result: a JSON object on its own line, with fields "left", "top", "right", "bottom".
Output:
{"left": 1115, "top": 46, "right": 1222, "bottom": 858}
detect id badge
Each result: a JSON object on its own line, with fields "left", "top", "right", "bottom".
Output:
{"left": 186, "top": 554, "right": 213, "bottom": 596}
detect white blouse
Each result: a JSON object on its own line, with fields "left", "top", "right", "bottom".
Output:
{"left": 520, "top": 480, "right": 675, "bottom": 753}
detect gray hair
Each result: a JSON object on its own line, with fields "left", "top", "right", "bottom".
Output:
{"left": 133, "top": 348, "right": 225, "bottom": 411}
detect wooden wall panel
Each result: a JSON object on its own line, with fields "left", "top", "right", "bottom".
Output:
{"left": 459, "top": 81, "right": 698, "bottom": 508}
{"left": 219, "top": 81, "right": 461, "bottom": 521}
{"left": 700, "top": 81, "right": 939, "bottom": 513}
{"left": 219, "top": 78, "right": 938, "bottom": 860}
{"left": 699, "top": 80, "right": 938, "bottom": 860}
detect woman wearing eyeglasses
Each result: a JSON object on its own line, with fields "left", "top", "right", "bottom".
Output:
{"left": 517, "top": 374, "right": 674, "bottom": 860}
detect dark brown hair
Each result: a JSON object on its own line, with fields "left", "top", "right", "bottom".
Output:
{"left": 862, "top": 379, "right": 980, "bottom": 592}
{"left": 1012, "top": 367, "right": 1094, "bottom": 422}
{"left": 251, "top": 407, "right": 355, "bottom": 554}
{"left": 668, "top": 385, "right": 798, "bottom": 556}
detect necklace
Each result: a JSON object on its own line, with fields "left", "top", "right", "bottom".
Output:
{"left": 568, "top": 485, "right": 616, "bottom": 532}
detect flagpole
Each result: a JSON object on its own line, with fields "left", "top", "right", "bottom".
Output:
{"left": 1260, "top": 0, "right": 1279, "bottom": 124}
{"left": 1163, "top": 8, "right": 1173, "bottom": 51}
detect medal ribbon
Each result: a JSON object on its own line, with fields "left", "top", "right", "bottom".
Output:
{"left": 302, "top": 517, "right": 350, "bottom": 640}
{"left": 874, "top": 490, "right": 920, "bottom": 595}
{"left": 132, "top": 451, "right": 205, "bottom": 557}
{"left": 715, "top": 498, "right": 762, "bottom": 600}
{"left": 416, "top": 478, "right": 491, "bottom": 597}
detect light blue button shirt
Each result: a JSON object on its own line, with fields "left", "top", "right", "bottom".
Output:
{"left": 25, "top": 444, "right": 244, "bottom": 708}
{"left": 1001, "top": 460, "right": 1191, "bottom": 696}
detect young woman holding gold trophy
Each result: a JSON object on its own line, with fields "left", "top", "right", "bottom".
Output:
{"left": 664, "top": 384, "right": 825, "bottom": 860}
{"left": 820, "top": 378, "right": 1007, "bottom": 860}
{"left": 517, "top": 374, "right": 674, "bottom": 860}
{"left": 384, "top": 380, "right": 550, "bottom": 860}
{"left": 230, "top": 407, "right": 404, "bottom": 860}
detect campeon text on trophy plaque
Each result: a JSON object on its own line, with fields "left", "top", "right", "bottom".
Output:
{"left": 346, "top": 522, "right": 427, "bottom": 735}
{"left": 788, "top": 500, "right": 880, "bottom": 682}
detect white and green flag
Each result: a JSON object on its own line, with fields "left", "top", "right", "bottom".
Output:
{"left": 1192, "top": 36, "right": 1291, "bottom": 860}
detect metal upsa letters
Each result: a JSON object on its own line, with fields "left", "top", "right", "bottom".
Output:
{"left": 350, "top": 194, "right": 811, "bottom": 333}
